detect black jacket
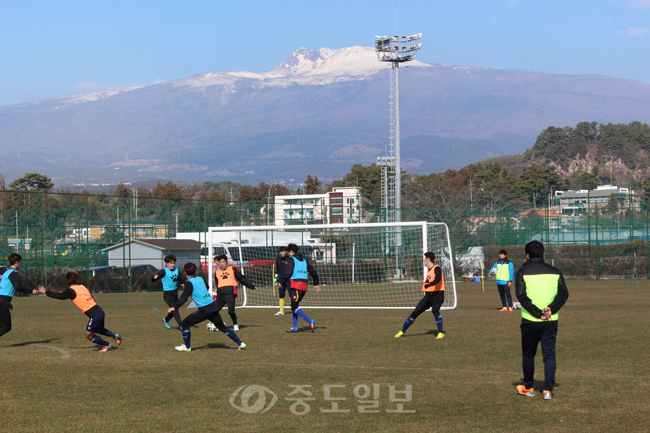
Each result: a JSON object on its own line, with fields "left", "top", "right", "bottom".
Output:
{"left": 515, "top": 257, "right": 569, "bottom": 322}
{"left": 280, "top": 253, "right": 320, "bottom": 286}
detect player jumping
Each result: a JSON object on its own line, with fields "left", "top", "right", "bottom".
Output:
{"left": 168, "top": 262, "right": 246, "bottom": 352}
{"left": 213, "top": 254, "right": 257, "bottom": 330}
{"left": 280, "top": 243, "right": 321, "bottom": 333}
{"left": 38, "top": 272, "right": 122, "bottom": 352}
{"left": 395, "top": 252, "right": 445, "bottom": 339}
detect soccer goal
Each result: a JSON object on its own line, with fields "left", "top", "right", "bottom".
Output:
{"left": 205, "top": 222, "right": 456, "bottom": 309}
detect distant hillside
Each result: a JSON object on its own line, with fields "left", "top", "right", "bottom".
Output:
{"left": 3, "top": 47, "right": 650, "bottom": 185}
{"left": 523, "top": 121, "right": 650, "bottom": 184}
{"left": 464, "top": 154, "right": 525, "bottom": 175}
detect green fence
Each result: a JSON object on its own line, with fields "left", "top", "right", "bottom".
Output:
{"left": 1, "top": 186, "right": 649, "bottom": 291}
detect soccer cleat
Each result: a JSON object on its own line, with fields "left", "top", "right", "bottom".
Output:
{"left": 499, "top": 307, "right": 508, "bottom": 312}
{"left": 99, "top": 344, "right": 112, "bottom": 352}
{"left": 233, "top": 324, "right": 239, "bottom": 331}
{"left": 114, "top": 334, "right": 122, "bottom": 346}
{"left": 286, "top": 327, "right": 299, "bottom": 333}
{"left": 395, "top": 331, "right": 404, "bottom": 338}
{"left": 508, "top": 307, "right": 514, "bottom": 312}
{"left": 436, "top": 331, "right": 446, "bottom": 340}
{"left": 162, "top": 318, "right": 171, "bottom": 330}
{"left": 238, "top": 343, "right": 247, "bottom": 350}
{"left": 275, "top": 311, "right": 284, "bottom": 316}
{"left": 175, "top": 344, "right": 191, "bottom": 352}
{"left": 310, "top": 320, "right": 315, "bottom": 333}
{"left": 516, "top": 385, "right": 535, "bottom": 397}
{"left": 543, "top": 390, "right": 553, "bottom": 400}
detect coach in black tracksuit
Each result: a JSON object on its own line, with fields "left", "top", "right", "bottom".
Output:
{"left": 514, "top": 241, "right": 569, "bottom": 398}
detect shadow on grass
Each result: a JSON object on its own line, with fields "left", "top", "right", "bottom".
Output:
{"left": 10, "top": 339, "right": 59, "bottom": 347}
{"left": 403, "top": 330, "right": 441, "bottom": 337}
{"left": 195, "top": 342, "right": 234, "bottom": 350}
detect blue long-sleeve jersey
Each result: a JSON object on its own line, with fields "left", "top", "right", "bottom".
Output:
{"left": 488, "top": 259, "right": 514, "bottom": 284}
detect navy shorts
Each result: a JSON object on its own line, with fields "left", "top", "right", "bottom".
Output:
{"left": 86, "top": 310, "right": 105, "bottom": 333}
{"left": 289, "top": 289, "right": 306, "bottom": 303}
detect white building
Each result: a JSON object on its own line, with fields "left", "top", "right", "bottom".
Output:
{"left": 273, "top": 187, "right": 362, "bottom": 225}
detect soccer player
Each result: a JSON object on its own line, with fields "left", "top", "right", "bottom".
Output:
{"left": 488, "top": 249, "right": 515, "bottom": 311}
{"left": 38, "top": 272, "right": 122, "bottom": 352}
{"left": 151, "top": 254, "right": 186, "bottom": 329}
{"left": 395, "top": 252, "right": 445, "bottom": 339}
{"left": 168, "top": 262, "right": 246, "bottom": 352}
{"left": 0, "top": 253, "right": 38, "bottom": 338}
{"left": 280, "top": 243, "right": 321, "bottom": 333}
{"left": 213, "top": 254, "right": 257, "bottom": 331}
{"left": 274, "top": 246, "right": 290, "bottom": 316}
{"left": 515, "top": 241, "right": 569, "bottom": 400}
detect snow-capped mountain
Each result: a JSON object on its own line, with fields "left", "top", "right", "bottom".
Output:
{"left": 1, "top": 46, "right": 650, "bottom": 185}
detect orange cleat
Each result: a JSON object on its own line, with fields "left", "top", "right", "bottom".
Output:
{"left": 516, "top": 385, "right": 535, "bottom": 397}
{"left": 499, "top": 307, "right": 508, "bottom": 312}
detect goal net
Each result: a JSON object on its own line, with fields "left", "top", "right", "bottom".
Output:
{"left": 204, "top": 222, "right": 456, "bottom": 309}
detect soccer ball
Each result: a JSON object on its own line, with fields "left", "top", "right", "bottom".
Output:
{"left": 207, "top": 322, "right": 218, "bottom": 332}
{"left": 512, "top": 302, "right": 521, "bottom": 310}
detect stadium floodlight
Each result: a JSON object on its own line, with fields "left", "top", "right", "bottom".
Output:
{"left": 374, "top": 31, "right": 422, "bottom": 278}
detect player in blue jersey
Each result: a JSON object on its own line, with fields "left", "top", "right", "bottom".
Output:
{"left": 0, "top": 253, "right": 40, "bottom": 338}
{"left": 280, "top": 243, "right": 321, "bottom": 333}
{"left": 167, "top": 262, "right": 246, "bottom": 352}
{"left": 151, "top": 255, "right": 186, "bottom": 329}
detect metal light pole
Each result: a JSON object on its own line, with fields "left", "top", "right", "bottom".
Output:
{"left": 375, "top": 33, "right": 422, "bottom": 278}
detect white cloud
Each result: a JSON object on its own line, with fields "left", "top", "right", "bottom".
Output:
{"left": 617, "top": 26, "right": 650, "bottom": 37}
{"left": 150, "top": 78, "right": 166, "bottom": 85}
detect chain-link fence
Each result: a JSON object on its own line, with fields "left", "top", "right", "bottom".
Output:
{"left": 1, "top": 185, "right": 648, "bottom": 292}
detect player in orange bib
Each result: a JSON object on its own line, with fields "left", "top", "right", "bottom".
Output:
{"left": 38, "top": 272, "right": 122, "bottom": 352}
{"left": 213, "top": 254, "right": 257, "bottom": 331}
{"left": 395, "top": 252, "right": 446, "bottom": 339}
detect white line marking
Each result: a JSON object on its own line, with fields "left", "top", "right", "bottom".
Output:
{"left": 33, "top": 344, "right": 71, "bottom": 359}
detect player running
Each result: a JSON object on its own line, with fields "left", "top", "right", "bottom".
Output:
{"left": 0, "top": 253, "right": 39, "bottom": 338}
{"left": 151, "top": 254, "right": 186, "bottom": 329}
{"left": 274, "top": 246, "right": 290, "bottom": 316}
{"left": 168, "top": 262, "right": 246, "bottom": 352}
{"left": 280, "top": 243, "right": 321, "bottom": 333}
{"left": 38, "top": 272, "right": 122, "bottom": 352}
{"left": 213, "top": 254, "right": 257, "bottom": 330}
{"left": 395, "top": 252, "right": 446, "bottom": 339}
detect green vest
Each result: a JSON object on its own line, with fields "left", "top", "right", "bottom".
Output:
{"left": 521, "top": 274, "right": 560, "bottom": 322}
{"left": 496, "top": 262, "right": 510, "bottom": 281}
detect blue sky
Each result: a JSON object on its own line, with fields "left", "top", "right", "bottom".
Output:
{"left": 1, "top": 0, "right": 650, "bottom": 106}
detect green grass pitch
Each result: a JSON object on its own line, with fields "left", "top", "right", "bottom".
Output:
{"left": 2, "top": 281, "right": 649, "bottom": 432}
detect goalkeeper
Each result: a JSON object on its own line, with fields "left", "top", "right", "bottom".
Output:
{"left": 280, "top": 243, "right": 321, "bottom": 333}
{"left": 214, "top": 254, "right": 257, "bottom": 331}
{"left": 274, "top": 246, "right": 290, "bottom": 316}
{"left": 395, "top": 252, "right": 445, "bottom": 339}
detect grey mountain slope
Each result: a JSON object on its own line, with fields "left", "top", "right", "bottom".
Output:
{"left": 1, "top": 46, "right": 650, "bottom": 185}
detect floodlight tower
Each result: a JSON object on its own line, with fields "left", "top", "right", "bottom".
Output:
{"left": 375, "top": 33, "right": 422, "bottom": 278}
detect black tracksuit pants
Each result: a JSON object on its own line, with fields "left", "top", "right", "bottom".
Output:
{"left": 521, "top": 320, "right": 558, "bottom": 391}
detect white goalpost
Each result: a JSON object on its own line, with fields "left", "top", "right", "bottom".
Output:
{"left": 204, "top": 222, "right": 457, "bottom": 310}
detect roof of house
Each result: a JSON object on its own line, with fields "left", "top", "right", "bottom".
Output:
{"left": 558, "top": 189, "right": 636, "bottom": 199}
{"left": 102, "top": 238, "right": 202, "bottom": 252}
{"left": 521, "top": 209, "right": 563, "bottom": 218}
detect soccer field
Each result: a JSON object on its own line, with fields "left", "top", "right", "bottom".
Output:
{"left": 3, "top": 281, "right": 649, "bottom": 433}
